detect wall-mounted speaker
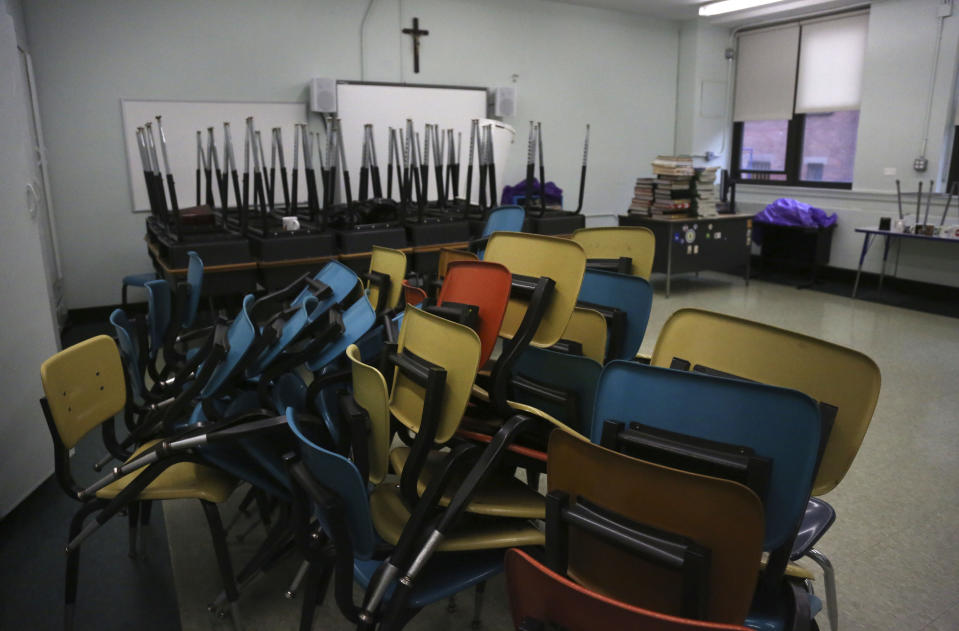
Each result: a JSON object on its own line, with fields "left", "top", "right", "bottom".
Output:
{"left": 488, "top": 86, "right": 516, "bottom": 118}
{"left": 310, "top": 78, "right": 337, "bottom": 113}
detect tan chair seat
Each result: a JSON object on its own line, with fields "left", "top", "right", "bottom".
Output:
{"left": 369, "top": 482, "right": 544, "bottom": 551}
{"left": 96, "top": 439, "right": 237, "bottom": 503}
{"left": 389, "top": 446, "right": 545, "bottom": 519}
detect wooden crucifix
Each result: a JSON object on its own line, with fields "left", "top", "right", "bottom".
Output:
{"left": 402, "top": 17, "right": 429, "bottom": 74}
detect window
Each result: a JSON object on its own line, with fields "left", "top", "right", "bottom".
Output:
{"left": 731, "top": 12, "right": 868, "bottom": 188}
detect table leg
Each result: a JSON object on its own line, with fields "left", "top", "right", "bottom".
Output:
{"left": 666, "top": 235, "right": 673, "bottom": 298}
{"left": 745, "top": 241, "right": 751, "bottom": 287}
{"left": 878, "top": 235, "right": 891, "bottom": 296}
{"left": 851, "top": 233, "right": 873, "bottom": 299}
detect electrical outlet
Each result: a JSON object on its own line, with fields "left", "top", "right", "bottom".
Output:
{"left": 914, "top": 157, "right": 929, "bottom": 172}
{"left": 884, "top": 167, "right": 897, "bottom": 176}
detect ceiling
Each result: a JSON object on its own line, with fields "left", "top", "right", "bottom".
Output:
{"left": 544, "top": 0, "right": 868, "bottom": 24}
{"left": 545, "top": 0, "right": 704, "bottom": 21}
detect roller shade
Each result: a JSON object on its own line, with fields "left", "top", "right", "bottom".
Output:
{"left": 795, "top": 13, "right": 869, "bottom": 114}
{"left": 733, "top": 25, "right": 799, "bottom": 122}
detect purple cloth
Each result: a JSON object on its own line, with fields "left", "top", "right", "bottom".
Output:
{"left": 501, "top": 178, "right": 563, "bottom": 206}
{"left": 754, "top": 198, "right": 837, "bottom": 245}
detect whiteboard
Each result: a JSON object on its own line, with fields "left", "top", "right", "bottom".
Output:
{"left": 121, "top": 99, "right": 309, "bottom": 213}
{"left": 335, "top": 82, "right": 514, "bottom": 202}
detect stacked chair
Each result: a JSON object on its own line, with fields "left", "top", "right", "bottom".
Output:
{"left": 38, "top": 223, "right": 879, "bottom": 631}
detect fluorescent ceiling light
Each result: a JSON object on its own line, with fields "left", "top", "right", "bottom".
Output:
{"left": 699, "top": 0, "right": 787, "bottom": 16}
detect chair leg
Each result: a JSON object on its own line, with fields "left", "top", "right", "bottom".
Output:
{"left": 65, "top": 501, "right": 105, "bottom": 631}
{"left": 298, "top": 562, "right": 325, "bottom": 631}
{"left": 200, "top": 500, "right": 241, "bottom": 630}
{"left": 807, "top": 548, "right": 838, "bottom": 631}
{"left": 122, "top": 284, "right": 129, "bottom": 307}
{"left": 471, "top": 581, "right": 487, "bottom": 629}
{"left": 286, "top": 559, "right": 311, "bottom": 599}
{"left": 139, "top": 501, "right": 153, "bottom": 559}
{"left": 127, "top": 502, "right": 140, "bottom": 559}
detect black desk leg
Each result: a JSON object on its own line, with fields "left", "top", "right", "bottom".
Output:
{"left": 852, "top": 233, "right": 874, "bottom": 298}
{"left": 878, "top": 234, "right": 891, "bottom": 296}
{"left": 666, "top": 235, "right": 673, "bottom": 298}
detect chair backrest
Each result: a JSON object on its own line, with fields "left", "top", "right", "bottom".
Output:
{"left": 651, "top": 308, "right": 881, "bottom": 495}
{"left": 577, "top": 269, "right": 653, "bottom": 361}
{"left": 511, "top": 346, "right": 601, "bottom": 436}
{"left": 40, "top": 335, "right": 127, "bottom": 450}
{"left": 571, "top": 226, "right": 656, "bottom": 280}
{"left": 437, "top": 247, "right": 478, "bottom": 279}
{"left": 346, "top": 344, "right": 391, "bottom": 485}
{"left": 286, "top": 408, "right": 377, "bottom": 560}
{"left": 305, "top": 295, "right": 377, "bottom": 372}
{"left": 390, "top": 306, "right": 482, "bottom": 444}
{"left": 247, "top": 295, "right": 320, "bottom": 376}
{"left": 484, "top": 232, "right": 586, "bottom": 348}
{"left": 367, "top": 246, "right": 407, "bottom": 313}
{"left": 402, "top": 280, "right": 427, "bottom": 307}
{"left": 200, "top": 294, "right": 258, "bottom": 398}
{"left": 437, "top": 260, "right": 512, "bottom": 366}
{"left": 293, "top": 260, "right": 361, "bottom": 309}
{"left": 481, "top": 205, "right": 526, "bottom": 239}
{"left": 145, "top": 279, "right": 171, "bottom": 357}
{"left": 561, "top": 307, "right": 607, "bottom": 364}
{"left": 505, "top": 549, "right": 751, "bottom": 631}
{"left": 547, "top": 431, "right": 764, "bottom": 625}
{"left": 182, "top": 250, "right": 204, "bottom": 328}
{"left": 109, "top": 308, "right": 146, "bottom": 401}
{"left": 591, "top": 361, "right": 821, "bottom": 552}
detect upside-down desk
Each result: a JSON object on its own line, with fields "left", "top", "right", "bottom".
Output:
{"left": 851, "top": 227, "right": 959, "bottom": 298}
{"left": 619, "top": 213, "right": 754, "bottom": 297}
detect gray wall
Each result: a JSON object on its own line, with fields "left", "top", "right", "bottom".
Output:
{"left": 23, "top": 0, "right": 680, "bottom": 309}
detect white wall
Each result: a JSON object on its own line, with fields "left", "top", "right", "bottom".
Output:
{"left": 22, "top": 0, "right": 680, "bottom": 309}
{"left": 734, "top": 0, "right": 959, "bottom": 287}
{"left": 0, "top": 0, "right": 58, "bottom": 516}
{"left": 674, "top": 20, "right": 732, "bottom": 168}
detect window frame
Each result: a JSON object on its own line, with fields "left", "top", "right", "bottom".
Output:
{"left": 731, "top": 114, "right": 853, "bottom": 190}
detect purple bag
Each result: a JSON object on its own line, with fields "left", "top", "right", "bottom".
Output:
{"left": 754, "top": 198, "right": 837, "bottom": 245}
{"left": 501, "top": 178, "right": 563, "bottom": 206}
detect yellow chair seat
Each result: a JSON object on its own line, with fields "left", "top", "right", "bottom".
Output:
{"left": 784, "top": 562, "right": 815, "bottom": 581}
{"left": 369, "top": 483, "right": 545, "bottom": 551}
{"left": 95, "top": 440, "right": 237, "bottom": 503}
{"left": 389, "top": 446, "right": 545, "bottom": 518}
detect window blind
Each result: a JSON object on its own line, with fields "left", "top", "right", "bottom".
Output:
{"left": 795, "top": 13, "right": 869, "bottom": 114}
{"left": 733, "top": 24, "right": 800, "bottom": 122}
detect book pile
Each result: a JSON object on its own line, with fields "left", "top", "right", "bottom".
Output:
{"left": 651, "top": 155, "right": 695, "bottom": 177}
{"left": 629, "top": 178, "right": 656, "bottom": 214}
{"left": 695, "top": 167, "right": 719, "bottom": 217}
{"left": 651, "top": 174, "right": 693, "bottom": 216}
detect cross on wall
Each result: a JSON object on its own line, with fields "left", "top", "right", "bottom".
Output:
{"left": 402, "top": 17, "right": 429, "bottom": 74}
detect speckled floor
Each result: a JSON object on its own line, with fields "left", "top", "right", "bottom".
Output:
{"left": 168, "top": 271, "right": 959, "bottom": 630}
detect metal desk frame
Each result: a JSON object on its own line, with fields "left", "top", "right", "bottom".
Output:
{"left": 852, "top": 227, "right": 957, "bottom": 298}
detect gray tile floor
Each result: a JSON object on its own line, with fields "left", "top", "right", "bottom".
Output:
{"left": 167, "top": 272, "right": 959, "bottom": 630}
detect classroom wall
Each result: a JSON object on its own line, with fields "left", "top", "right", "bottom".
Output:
{"left": 733, "top": 0, "right": 959, "bottom": 287}
{"left": 22, "top": 0, "right": 680, "bottom": 310}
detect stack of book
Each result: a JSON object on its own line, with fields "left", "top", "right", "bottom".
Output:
{"left": 695, "top": 166, "right": 720, "bottom": 217}
{"left": 629, "top": 178, "right": 656, "bottom": 214}
{"left": 651, "top": 174, "right": 694, "bottom": 215}
{"left": 651, "top": 155, "right": 695, "bottom": 177}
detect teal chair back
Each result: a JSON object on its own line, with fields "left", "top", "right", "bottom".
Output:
{"left": 577, "top": 269, "right": 653, "bottom": 361}
{"left": 591, "top": 361, "right": 821, "bottom": 552}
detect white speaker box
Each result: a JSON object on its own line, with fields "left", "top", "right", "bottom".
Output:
{"left": 489, "top": 86, "right": 516, "bottom": 118}
{"left": 310, "top": 78, "right": 337, "bottom": 113}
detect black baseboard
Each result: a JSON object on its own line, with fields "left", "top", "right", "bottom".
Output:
{"left": 751, "top": 255, "right": 959, "bottom": 318}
